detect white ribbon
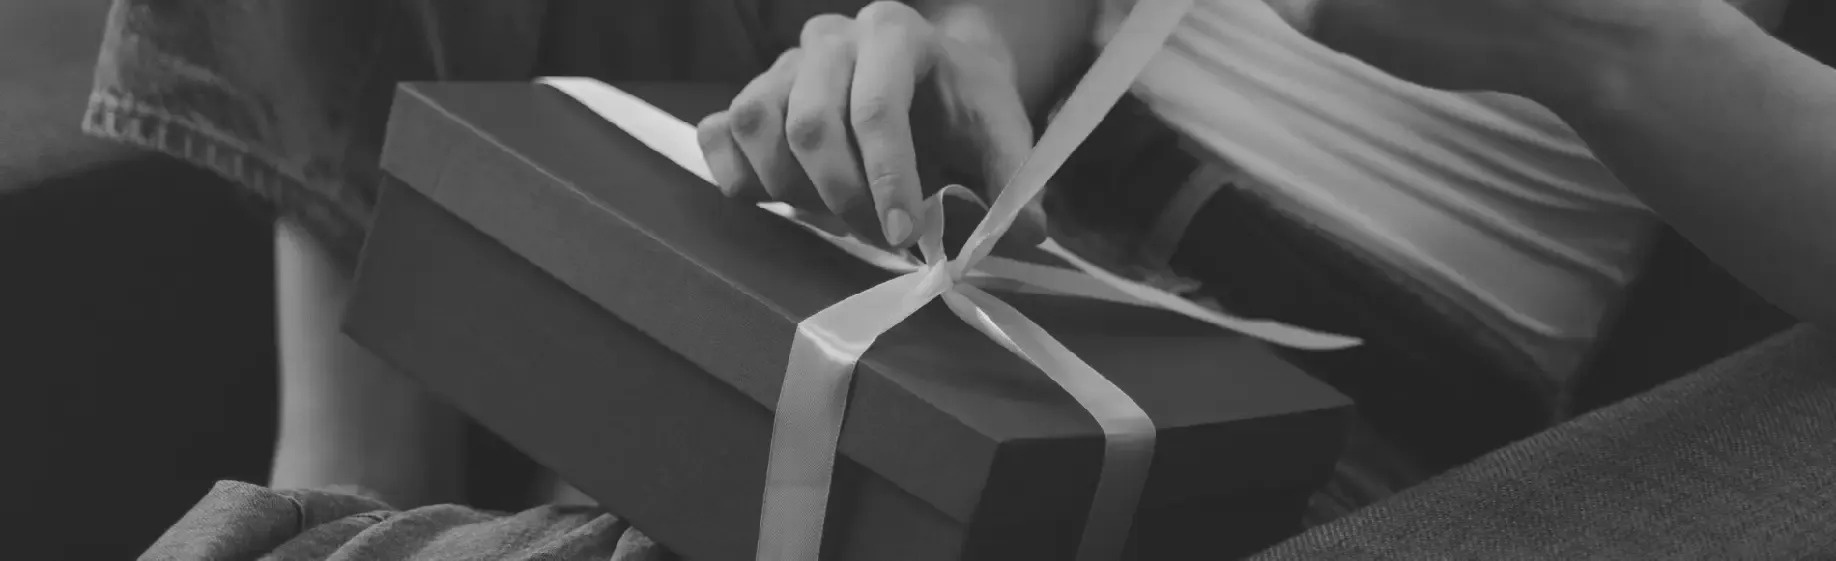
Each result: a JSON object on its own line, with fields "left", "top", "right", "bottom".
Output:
{"left": 540, "top": 1, "right": 1358, "bottom": 558}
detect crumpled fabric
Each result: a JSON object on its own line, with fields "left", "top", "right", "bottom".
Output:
{"left": 138, "top": 481, "right": 673, "bottom": 561}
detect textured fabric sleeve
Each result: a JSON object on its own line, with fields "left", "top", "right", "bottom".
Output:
{"left": 84, "top": 0, "right": 548, "bottom": 270}
{"left": 1253, "top": 325, "right": 1836, "bottom": 560}
{"left": 138, "top": 481, "right": 672, "bottom": 561}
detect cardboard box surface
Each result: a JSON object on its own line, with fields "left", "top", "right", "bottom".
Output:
{"left": 351, "top": 82, "right": 1351, "bottom": 560}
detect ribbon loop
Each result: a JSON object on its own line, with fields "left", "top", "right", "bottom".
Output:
{"left": 955, "top": 0, "right": 1200, "bottom": 275}
{"left": 539, "top": 2, "right": 1360, "bottom": 559}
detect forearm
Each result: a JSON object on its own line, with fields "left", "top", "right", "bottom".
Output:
{"left": 1536, "top": 0, "right": 1836, "bottom": 329}
{"left": 918, "top": 0, "right": 1098, "bottom": 114}
{"left": 273, "top": 220, "right": 464, "bottom": 507}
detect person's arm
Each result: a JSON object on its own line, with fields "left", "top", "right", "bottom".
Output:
{"left": 1532, "top": 0, "right": 1836, "bottom": 330}
{"left": 916, "top": 0, "right": 1098, "bottom": 116}
{"left": 271, "top": 219, "right": 465, "bottom": 508}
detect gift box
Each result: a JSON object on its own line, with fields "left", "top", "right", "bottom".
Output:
{"left": 344, "top": 80, "right": 1351, "bottom": 560}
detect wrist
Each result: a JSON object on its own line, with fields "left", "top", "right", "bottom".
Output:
{"left": 925, "top": 1, "right": 1094, "bottom": 114}
{"left": 930, "top": 5, "right": 1022, "bottom": 79}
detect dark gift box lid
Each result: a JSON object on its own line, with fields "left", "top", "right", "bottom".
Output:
{"left": 377, "top": 81, "right": 1349, "bottom": 533}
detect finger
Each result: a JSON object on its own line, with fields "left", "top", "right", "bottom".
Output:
{"left": 972, "top": 87, "right": 1048, "bottom": 247}
{"left": 938, "top": 185, "right": 990, "bottom": 252}
{"left": 1009, "top": 196, "right": 1050, "bottom": 249}
{"left": 728, "top": 48, "right": 824, "bottom": 210}
{"left": 850, "top": 2, "right": 933, "bottom": 247}
{"left": 787, "top": 29, "right": 883, "bottom": 243}
{"left": 799, "top": 12, "right": 852, "bottom": 45}
{"left": 696, "top": 111, "right": 767, "bottom": 202}
{"left": 942, "top": 43, "right": 1047, "bottom": 247}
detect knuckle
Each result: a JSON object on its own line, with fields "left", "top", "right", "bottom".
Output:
{"left": 727, "top": 100, "right": 773, "bottom": 138}
{"left": 800, "top": 13, "right": 851, "bottom": 42}
{"left": 865, "top": 167, "right": 905, "bottom": 198}
{"left": 849, "top": 98, "right": 896, "bottom": 132}
{"left": 784, "top": 114, "right": 831, "bottom": 151}
{"left": 857, "top": 1, "right": 919, "bottom": 28}
{"left": 695, "top": 112, "right": 730, "bottom": 145}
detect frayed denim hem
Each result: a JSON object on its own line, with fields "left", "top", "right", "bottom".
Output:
{"left": 82, "top": 90, "right": 370, "bottom": 269}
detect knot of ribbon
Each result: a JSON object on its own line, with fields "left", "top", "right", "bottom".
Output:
{"left": 544, "top": 1, "right": 1360, "bottom": 559}
{"left": 756, "top": 180, "right": 1170, "bottom": 561}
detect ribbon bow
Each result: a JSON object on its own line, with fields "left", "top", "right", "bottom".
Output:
{"left": 544, "top": 1, "right": 1359, "bottom": 559}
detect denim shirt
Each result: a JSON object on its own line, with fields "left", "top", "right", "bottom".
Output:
{"left": 86, "top": 1, "right": 546, "bottom": 268}
{"left": 82, "top": 0, "right": 855, "bottom": 270}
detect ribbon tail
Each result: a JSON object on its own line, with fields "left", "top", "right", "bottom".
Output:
{"left": 1140, "top": 161, "right": 1237, "bottom": 269}
{"left": 961, "top": 241, "right": 1364, "bottom": 350}
{"left": 1038, "top": 239, "right": 1363, "bottom": 350}
{"left": 758, "top": 266, "right": 951, "bottom": 561}
{"left": 941, "top": 286, "right": 1156, "bottom": 561}
{"left": 968, "top": 256, "right": 1156, "bottom": 307}
{"left": 955, "top": 0, "right": 1198, "bottom": 271}
{"left": 539, "top": 77, "right": 714, "bottom": 182}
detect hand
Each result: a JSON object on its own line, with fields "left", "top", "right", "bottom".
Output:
{"left": 696, "top": 1, "right": 1047, "bottom": 250}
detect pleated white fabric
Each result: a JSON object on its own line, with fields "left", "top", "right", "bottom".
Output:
{"left": 1096, "top": 0, "right": 1662, "bottom": 381}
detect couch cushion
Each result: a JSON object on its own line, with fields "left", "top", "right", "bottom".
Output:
{"left": 1255, "top": 325, "right": 1836, "bottom": 560}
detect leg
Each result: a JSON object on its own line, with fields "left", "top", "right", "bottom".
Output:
{"left": 270, "top": 218, "right": 465, "bottom": 508}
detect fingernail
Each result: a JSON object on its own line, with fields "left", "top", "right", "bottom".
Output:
{"left": 703, "top": 148, "right": 738, "bottom": 196}
{"left": 883, "top": 208, "right": 913, "bottom": 246}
